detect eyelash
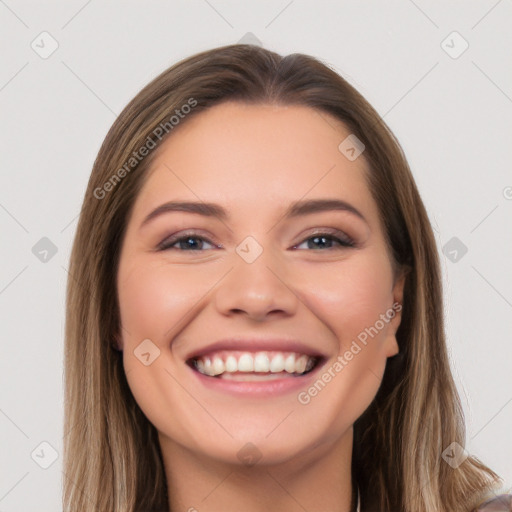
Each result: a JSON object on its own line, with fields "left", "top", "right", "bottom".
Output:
{"left": 156, "top": 229, "right": 356, "bottom": 252}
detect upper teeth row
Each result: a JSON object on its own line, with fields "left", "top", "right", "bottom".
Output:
{"left": 194, "top": 352, "right": 316, "bottom": 376}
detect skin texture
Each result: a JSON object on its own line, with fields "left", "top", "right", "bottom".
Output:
{"left": 116, "top": 102, "right": 406, "bottom": 512}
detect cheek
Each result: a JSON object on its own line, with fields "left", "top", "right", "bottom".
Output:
{"left": 299, "top": 350, "right": 385, "bottom": 443}
{"left": 294, "top": 255, "right": 396, "bottom": 429}
{"left": 117, "top": 257, "right": 214, "bottom": 345}
{"left": 117, "top": 258, "right": 219, "bottom": 443}
{"left": 301, "top": 254, "right": 394, "bottom": 347}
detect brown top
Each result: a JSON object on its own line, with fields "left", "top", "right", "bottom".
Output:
{"left": 476, "top": 494, "right": 512, "bottom": 511}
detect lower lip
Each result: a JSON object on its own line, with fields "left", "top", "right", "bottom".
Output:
{"left": 188, "top": 361, "right": 325, "bottom": 397}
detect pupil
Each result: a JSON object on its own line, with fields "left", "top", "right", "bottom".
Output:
{"left": 182, "top": 238, "right": 200, "bottom": 250}
{"left": 310, "top": 236, "right": 330, "bottom": 249}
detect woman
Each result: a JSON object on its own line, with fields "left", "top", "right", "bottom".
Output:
{"left": 63, "top": 44, "right": 510, "bottom": 511}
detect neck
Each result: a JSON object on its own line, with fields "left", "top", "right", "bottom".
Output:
{"left": 159, "top": 428, "right": 354, "bottom": 512}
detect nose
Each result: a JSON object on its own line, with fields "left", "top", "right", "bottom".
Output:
{"left": 213, "top": 247, "right": 299, "bottom": 322}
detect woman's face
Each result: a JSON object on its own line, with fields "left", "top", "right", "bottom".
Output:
{"left": 116, "top": 102, "right": 405, "bottom": 466}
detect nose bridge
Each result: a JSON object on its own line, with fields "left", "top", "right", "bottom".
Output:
{"left": 213, "top": 235, "right": 298, "bottom": 319}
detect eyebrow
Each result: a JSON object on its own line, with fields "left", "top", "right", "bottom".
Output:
{"left": 139, "top": 198, "right": 367, "bottom": 230}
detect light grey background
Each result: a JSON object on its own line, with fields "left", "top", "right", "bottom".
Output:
{"left": 1, "top": 1, "right": 511, "bottom": 510}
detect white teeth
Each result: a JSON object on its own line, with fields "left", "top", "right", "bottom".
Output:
{"left": 212, "top": 357, "right": 225, "bottom": 376}
{"left": 225, "top": 355, "right": 238, "bottom": 373}
{"left": 269, "top": 353, "right": 285, "bottom": 372}
{"left": 238, "top": 354, "right": 254, "bottom": 372}
{"left": 295, "top": 355, "right": 307, "bottom": 373}
{"left": 193, "top": 351, "right": 317, "bottom": 377}
{"left": 284, "top": 354, "right": 296, "bottom": 373}
{"left": 254, "top": 353, "right": 270, "bottom": 372}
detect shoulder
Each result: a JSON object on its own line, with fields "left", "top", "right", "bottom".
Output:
{"left": 475, "top": 494, "right": 512, "bottom": 511}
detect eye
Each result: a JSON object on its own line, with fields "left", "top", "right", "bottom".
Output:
{"left": 156, "top": 229, "right": 355, "bottom": 252}
{"left": 157, "top": 232, "right": 218, "bottom": 251}
{"left": 293, "top": 231, "right": 355, "bottom": 250}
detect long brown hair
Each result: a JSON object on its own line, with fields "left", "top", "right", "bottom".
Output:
{"left": 63, "top": 43, "right": 501, "bottom": 512}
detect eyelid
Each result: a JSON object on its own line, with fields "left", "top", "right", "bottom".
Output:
{"left": 296, "top": 226, "right": 354, "bottom": 241}
{"left": 292, "top": 228, "right": 355, "bottom": 249}
{"left": 155, "top": 229, "right": 222, "bottom": 251}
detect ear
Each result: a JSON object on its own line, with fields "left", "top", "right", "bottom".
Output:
{"left": 383, "top": 267, "right": 408, "bottom": 357}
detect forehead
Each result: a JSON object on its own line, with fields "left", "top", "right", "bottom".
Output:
{"left": 132, "top": 102, "right": 378, "bottom": 225}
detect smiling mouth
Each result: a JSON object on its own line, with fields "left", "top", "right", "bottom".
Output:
{"left": 187, "top": 351, "right": 321, "bottom": 381}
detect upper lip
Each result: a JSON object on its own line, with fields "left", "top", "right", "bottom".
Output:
{"left": 185, "top": 337, "right": 326, "bottom": 361}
